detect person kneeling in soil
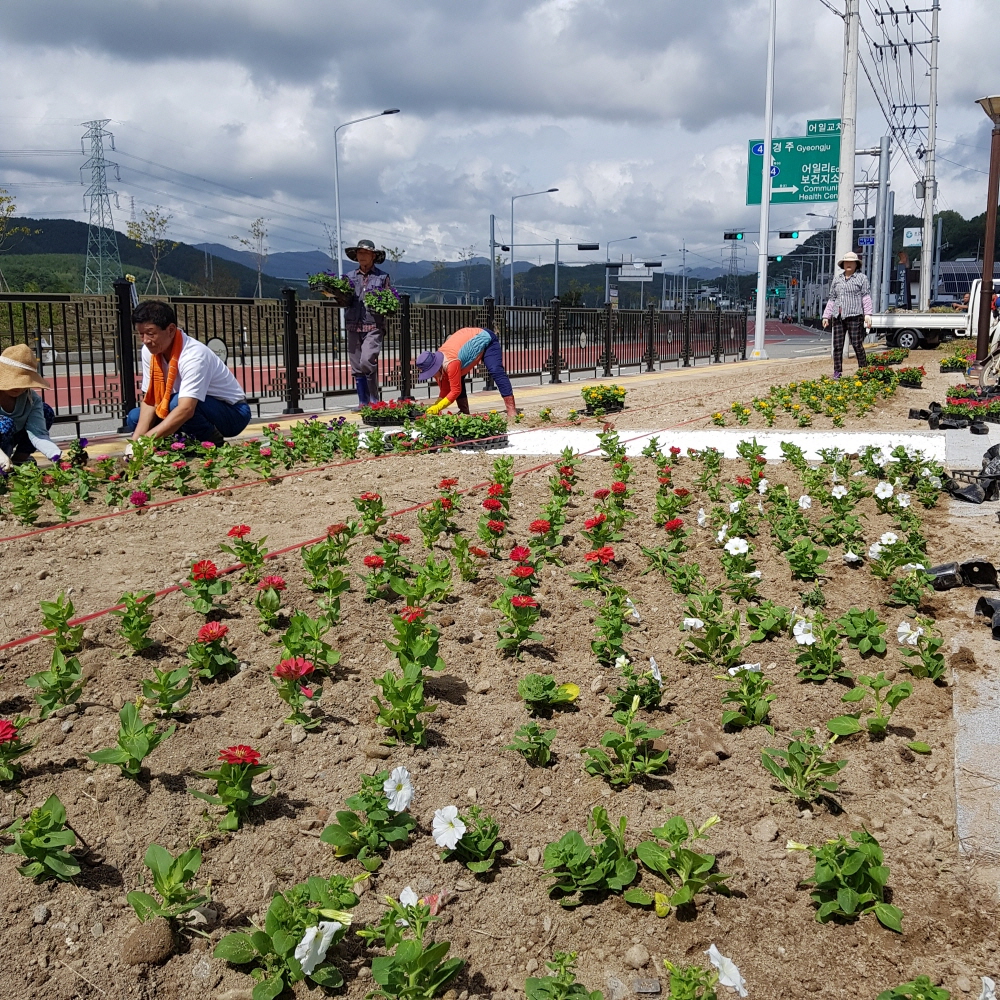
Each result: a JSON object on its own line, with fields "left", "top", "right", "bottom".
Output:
{"left": 415, "top": 327, "right": 517, "bottom": 419}
{"left": 0, "top": 344, "right": 62, "bottom": 471}
{"left": 125, "top": 301, "right": 251, "bottom": 449}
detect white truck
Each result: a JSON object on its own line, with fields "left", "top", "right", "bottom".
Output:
{"left": 870, "top": 277, "right": 1000, "bottom": 350}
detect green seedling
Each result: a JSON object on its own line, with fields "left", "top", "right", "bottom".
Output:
{"left": 582, "top": 696, "right": 670, "bottom": 787}
{"left": 88, "top": 701, "right": 174, "bottom": 777}
{"left": 717, "top": 665, "right": 774, "bottom": 731}
{"left": 141, "top": 665, "right": 193, "bottom": 716}
{"left": 505, "top": 722, "right": 557, "bottom": 767}
{"left": 662, "top": 961, "right": 719, "bottom": 1000}
{"left": 438, "top": 805, "right": 504, "bottom": 873}
{"left": 4, "top": 794, "right": 80, "bottom": 881}
{"left": 40, "top": 592, "right": 84, "bottom": 654}
{"left": 372, "top": 664, "right": 435, "bottom": 746}
{"left": 518, "top": 673, "right": 579, "bottom": 716}
{"left": 876, "top": 976, "right": 951, "bottom": 1000}
{"left": 836, "top": 607, "right": 888, "bottom": 657}
{"left": 828, "top": 672, "right": 912, "bottom": 738}
{"left": 127, "top": 844, "right": 210, "bottom": 922}
{"left": 111, "top": 590, "right": 156, "bottom": 654}
{"left": 26, "top": 648, "right": 86, "bottom": 718}
{"left": 761, "top": 729, "right": 848, "bottom": 804}
{"left": 525, "top": 952, "right": 603, "bottom": 1000}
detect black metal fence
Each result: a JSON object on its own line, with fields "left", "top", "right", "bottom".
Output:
{"left": 0, "top": 287, "right": 747, "bottom": 421}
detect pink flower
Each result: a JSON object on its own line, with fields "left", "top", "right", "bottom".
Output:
{"left": 197, "top": 622, "right": 229, "bottom": 643}
{"left": 274, "top": 656, "right": 314, "bottom": 681}
{"left": 129, "top": 490, "right": 149, "bottom": 508}
{"left": 0, "top": 719, "right": 19, "bottom": 743}
{"left": 258, "top": 575, "right": 286, "bottom": 591}
{"left": 171, "top": 460, "right": 187, "bottom": 469}
{"left": 171, "top": 441, "right": 185, "bottom": 451}
{"left": 201, "top": 441, "right": 216, "bottom": 450}
{"left": 259, "top": 446, "right": 272, "bottom": 457}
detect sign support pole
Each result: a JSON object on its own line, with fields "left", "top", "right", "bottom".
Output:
{"left": 835, "top": 0, "right": 860, "bottom": 267}
{"left": 751, "top": 0, "right": 777, "bottom": 360}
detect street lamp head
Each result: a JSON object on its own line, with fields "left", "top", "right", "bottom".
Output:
{"left": 547, "top": 187, "right": 559, "bottom": 192}
{"left": 382, "top": 109, "right": 401, "bottom": 115}
{"left": 976, "top": 96, "right": 1000, "bottom": 125}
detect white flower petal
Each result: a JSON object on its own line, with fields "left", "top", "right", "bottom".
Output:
{"left": 880, "top": 531, "right": 898, "bottom": 546}
{"left": 697, "top": 508, "right": 707, "bottom": 527}
{"left": 432, "top": 806, "right": 467, "bottom": 850}
{"left": 724, "top": 537, "right": 749, "bottom": 556}
{"left": 399, "top": 886, "right": 419, "bottom": 907}
{"left": 295, "top": 921, "right": 342, "bottom": 977}
{"left": 729, "top": 501, "right": 741, "bottom": 513}
{"left": 978, "top": 976, "right": 996, "bottom": 1000}
{"left": 896, "top": 493, "right": 911, "bottom": 508}
{"left": 716, "top": 526, "right": 728, "bottom": 544}
{"left": 705, "top": 944, "right": 748, "bottom": 998}
{"left": 874, "top": 481, "right": 894, "bottom": 499}
{"left": 843, "top": 551, "right": 861, "bottom": 564}
{"left": 383, "top": 766, "right": 414, "bottom": 813}
{"left": 757, "top": 478, "right": 769, "bottom": 494}
{"left": 614, "top": 654, "right": 630, "bottom": 671}
{"left": 798, "top": 495, "right": 812, "bottom": 509}
{"left": 793, "top": 619, "right": 816, "bottom": 646}
{"left": 831, "top": 485, "right": 848, "bottom": 499}
{"left": 682, "top": 617, "right": 704, "bottom": 631}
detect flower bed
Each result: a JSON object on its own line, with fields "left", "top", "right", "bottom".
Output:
{"left": 360, "top": 399, "right": 424, "bottom": 426}
{"left": 403, "top": 411, "right": 509, "bottom": 448}
{"left": 581, "top": 384, "right": 626, "bottom": 415}
{"left": 866, "top": 348, "right": 910, "bottom": 366}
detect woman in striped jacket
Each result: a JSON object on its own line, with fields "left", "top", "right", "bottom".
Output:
{"left": 822, "top": 251, "right": 873, "bottom": 378}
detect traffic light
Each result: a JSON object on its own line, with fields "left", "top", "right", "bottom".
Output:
{"left": 768, "top": 255, "right": 784, "bottom": 263}
{"left": 778, "top": 231, "right": 800, "bottom": 239}
{"left": 724, "top": 231, "right": 744, "bottom": 240}
{"left": 576, "top": 243, "right": 600, "bottom": 251}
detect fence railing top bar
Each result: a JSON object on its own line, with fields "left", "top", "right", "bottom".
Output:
{"left": 0, "top": 293, "right": 77, "bottom": 303}
{"left": 170, "top": 296, "right": 259, "bottom": 306}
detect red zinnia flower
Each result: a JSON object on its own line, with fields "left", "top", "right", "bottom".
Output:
{"left": 219, "top": 745, "right": 261, "bottom": 766}
{"left": 529, "top": 519, "right": 550, "bottom": 534}
{"left": 663, "top": 518, "right": 684, "bottom": 532}
{"left": 267, "top": 423, "right": 280, "bottom": 431}
{"left": 0, "top": 719, "right": 19, "bottom": 743}
{"left": 197, "top": 622, "right": 229, "bottom": 643}
{"left": 558, "top": 465, "right": 574, "bottom": 476}
{"left": 584, "top": 513, "right": 607, "bottom": 530}
{"left": 585, "top": 546, "right": 615, "bottom": 565}
{"left": 59, "top": 461, "right": 72, "bottom": 472}
{"left": 364, "top": 554, "right": 385, "bottom": 570}
{"left": 440, "top": 497, "right": 454, "bottom": 510}
{"left": 512, "top": 565, "right": 534, "bottom": 579}
{"left": 171, "top": 460, "right": 187, "bottom": 469}
{"left": 657, "top": 476, "right": 672, "bottom": 485}
{"left": 755, "top": 456, "right": 767, "bottom": 465}
{"left": 274, "top": 656, "right": 314, "bottom": 681}
{"left": 487, "top": 519, "right": 506, "bottom": 533}
{"left": 359, "top": 491, "right": 381, "bottom": 502}
{"left": 611, "top": 481, "right": 627, "bottom": 495}
{"left": 258, "top": 575, "right": 286, "bottom": 591}
{"left": 511, "top": 595, "right": 538, "bottom": 608}
{"left": 673, "top": 488, "right": 690, "bottom": 498}
{"left": 259, "top": 447, "right": 272, "bottom": 457}
{"left": 593, "top": 488, "right": 610, "bottom": 500}
{"left": 558, "top": 479, "right": 573, "bottom": 491}
{"left": 191, "top": 559, "right": 219, "bottom": 581}
{"left": 389, "top": 532, "right": 411, "bottom": 545}
{"left": 487, "top": 483, "right": 505, "bottom": 497}
{"left": 482, "top": 498, "right": 503, "bottom": 511}
{"left": 400, "top": 606, "right": 427, "bottom": 623}
{"left": 735, "top": 476, "right": 751, "bottom": 487}
{"left": 228, "top": 525, "right": 251, "bottom": 538}
{"left": 439, "top": 478, "right": 458, "bottom": 489}
{"left": 129, "top": 490, "right": 149, "bottom": 508}
{"left": 109, "top": 473, "right": 121, "bottom": 482}
{"left": 469, "top": 546, "right": 489, "bottom": 558}
{"left": 669, "top": 446, "right": 681, "bottom": 455}
{"left": 327, "top": 523, "right": 348, "bottom": 537}
{"left": 509, "top": 546, "right": 531, "bottom": 562}
{"left": 42, "top": 474, "right": 55, "bottom": 486}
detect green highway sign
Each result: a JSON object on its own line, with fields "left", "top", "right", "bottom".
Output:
{"left": 746, "top": 135, "right": 841, "bottom": 205}
{"left": 807, "top": 118, "right": 842, "bottom": 135}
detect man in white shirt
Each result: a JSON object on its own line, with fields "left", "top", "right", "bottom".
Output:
{"left": 125, "top": 301, "right": 251, "bottom": 446}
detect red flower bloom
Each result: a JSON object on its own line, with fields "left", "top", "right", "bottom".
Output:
{"left": 755, "top": 456, "right": 766, "bottom": 465}
{"left": 440, "top": 497, "right": 454, "bottom": 510}
{"left": 735, "top": 476, "right": 752, "bottom": 487}
{"left": 326, "top": 523, "right": 349, "bottom": 537}
{"left": 197, "top": 622, "right": 229, "bottom": 643}
{"left": 469, "top": 546, "right": 489, "bottom": 558}
{"left": 258, "top": 575, "right": 286, "bottom": 591}
{"left": 439, "top": 478, "right": 458, "bottom": 489}
{"left": 42, "top": 474, "right": 55, "bottom": 486}
{"left": 511, "top": 565, "right": 534, "bottom": 579}
{"left": 673, "top": 488, "right": 690, "bottom": 498}
{"left": 585, "top": 546, "right": 615, "bottom": 565}
{"left": 300, "top": 685, "right": 315, "bottom": 699}
{"left": 359, "top": 491, "right": 381, "bottom": 502}
{"left": 400, "top": 606, "right": 427, "bottom": 623}
{"left": 663, "top": 518, "right": 684, "bottom": 532}
{"left": 509, "top": 545, "right": 531, "bottom": 562}
{"left": 0, "top": 719, "right": 19, "bottom": 743}
{"left": 529, "top": 519, "right": 551, "bottom": 534}
{"left": 584, "top": 513, "right": 607, "bottom": 530}
{"left": 228, "top": 524, "right": 251, "bottom": 538}
{"left": 487, "top": 483, "right": 505, "bottom": 497}
{"left": 364, "top": 554, "right": 386, "bottom": 570}
{"left": 267, "top": 423, "right": 280, "bottom": 431}
{"left": 59, "top": 461, "right": 72, "bottom": 472}
{"left": 593, "top": 488, "right": 610, "bottom": 500}
{"left": 129, "top": 490, "right": 149, "bottom": 508}
{"left": 669, "top": 446, "right": 681, "bottom": 455}
{"left": 274, "top": 656, "right": 314, "bottom": 681}
{"left": 482, "top": 498, "right": 503, "bottom": 511}
{"left": 558, "top": 465, "right": 574, "bottom": 476}
{"left": 511, "top": 595, "right": 538, "bottom": 608}
{"left": 558, "top": 479, "right": 573, "bottom": 491}
{"left": 171, "top": 460, "right": 187, "bottom": 469}
{"left": 218, "top": 745, "right": 261, "bottom": 766}
{"left": 191, "top": 559, "right": 219, "bottom": 581}
{"left": 657, "top": 476, "right": 672, "bottom": 485}
{"left": 259, "top": 447, "right": 272, "bottom": 457}
{"left": 109, "top": 473, "right": 121, "bottom": 482}
{"left": 611, "top": 481, "right": 627, "bottom": 495}
{"left": 487, "top": 519, "right": 506, "bottom": 533}
{"left": 389, "top": 532, "right": 411, "bottom": 545}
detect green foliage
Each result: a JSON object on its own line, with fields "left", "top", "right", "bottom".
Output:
{"left": 3, "top": 794, "right": 80, "bottom": 881}
{"left": 505, "top": 722, "right": 557, "bottom": 767}
{"left": 525, "top": 952, "right": 604, "bottom": 1000}
{"left": 828, "top": 673, "right": 912, "bottom": 738}
{"left": 794, "top": 615, "right": 851, "bottom": 683}
{"left": 8, "top": 462, "right": 45, "bottom": 525}
{"left": 0, "top": 716, "right": 33, "bottom": 782}
{"left": 26, "top": 648, "right": 85, "bottom": 718}
{"left": 836, "top": 607, "right": 888, "bottom": 657}
{"left": 761, "top": 729, "right": 848, "bottom": 804}
{"left": 745, "top": 600, "right": 792, "bottom": 642}
{"left": 140, "top": 665, "right": 193, "bottom": 716}
{"left": 518, "top": 673, "right": 579, "bottom": 716}
{"left": 899, "top": 619, "right": 946, "bottom": 682}
{"left": 718, "top": 665, "right": 774, "bottom": 730}
{"left": 40, "top": 592, "right": 83, "bottom": 654}
{"left": 127, "top": 844, "right": 209, "bottom": 922}
{"left": 384, "top": 611, "right": 445, "bottom": 673}
{"left": 608, "top": 656, "right": 662, "bottom": 712}
{"left": 542, "top": 806, "right": 638, "bottom": 907}
{"left": 187, "top": 633, "right": 241, "bottom": 682}
{"left": 88, "top": 701, "right": 174, "bottom": 777}
{"left": 111, "top": 590, "right": 156, "bottom": 653}
{"left": 278, "top": 611, "right": 341, "bottom": 673}
{"left": 876, "top": 976, "right": 951, "bottom": 1000}
{"left": 440, "top": 806, "right": 504, "bottom": 873}
{"left": 320, "top": 770, "right": 417, "bottom": 872}
{"left": 785, "top": 537, "right": 829, "bottom": 581}
{"left": 390, "top": 555, "right": 453, "bottom": 608}
{"left": 662, "top": 961, "right": 719, "bottom": 1000}
{"left": 679, "top": 608, "right": 745, "bottom": 672}
{"left": 190, "top": 752, "right": 271, "bottom": 832}
{"left": 582, "top": 696, "right": 670, "bottom": 787}
{"left": 888, "top": 568, "right": 934, "bottom": 611}
{"left": 372, "top": 664, "right": 435, "bottom": 746}
{"left": 588, "top": 586, "right": 633, "bottom": 665}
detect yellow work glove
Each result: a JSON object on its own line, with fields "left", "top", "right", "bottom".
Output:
{"left": 426, "top": 399, "right": 448, "bottom": 416}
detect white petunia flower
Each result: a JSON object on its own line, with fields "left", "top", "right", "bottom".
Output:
{"left": 383, "top": 766, "right": 414, "bottom": 813}
{"left": 747, "top": 569, "right": 762, "bottom": 580}
{"left": 843, "top": 551, "right": 861, "bottom": 564}
{"left": 758, "top": 478, "right": 769, "bottom": 494}
{"left": 724, "top": 537, "right": 749, "bottom": 556}
{"left": 868, "top": 542, "right": 883, "bottom": 560}
{"left": 294, "top": 921, "right": 342, "bottom": 976}
{"left": 626, "top": 597, "right": 641, "bottom": 622}
{"left": 648, "top": 657, "right": 662, "bottom": 686}
{"left": 727, "top": 662, "right": 761, "bottom": 676}
{"left": 793, "top": 619, "right": 816, "bottom": 645}
{"left": 697, "top": 508, "right": 707, "bottom": 527}
{"left": 614, "top": 654, "right": 630, "bottom": 671}
{"left": 880, "top": 531, "right": 898, "bottom": 546}
{"left": 929, "top": 476, "right": 942, "bottom": 489}
{"left": 400, "top": 886, "right": 419, "bottom": 907}
{"left": 798, "top": 495, "right": 812, "bottom": 509}
{"left": 705, "top": 944, "right": 748, "bottom": 998}
{"left": 896, "top": 621, "right": 924, "bottom": 646}
{"left": 682, "top": 617, "right": 704, "bottom": 631}
{"left": 716, "top": 526, "right": 728, "bottom": 544}
{"left": 874, "top": 481, "right": 894, "bottom": 499}
{"left": 899, "top": 562, "right": 925, "bottom": 573}
{"left": 432, "top": 805, "right": 467, "bottom": 850}
{"left": 872, "top": 451, "right": 888, "bottom": 467}
{"left": 896, "top": 493, "right": 911, "bottom": 508}
{"left": 831, "top": 485, "right": 848, "bottom": 499}
{"left": 729, "top": 501, "right": 741, "bottom": 513}
{"left": 979, "top": 976, "right": 996, "bottom": 1000}
{"left": 853, "top": 470, "right": 865, "bottom": 477}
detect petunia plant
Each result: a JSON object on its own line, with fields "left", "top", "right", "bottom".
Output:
{"left": 582, "top": 696, "right": 670, "bottom": 787}
{"left": 432, "top": 804, "right": 504, "bottom": 873}
{"left": 505, "top": 721, "right": 557, "bottom": 767}
{"left": 525, "top": 951, "right": 603, "bottom": 1000}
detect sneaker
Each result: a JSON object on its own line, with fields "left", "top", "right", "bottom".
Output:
{"left": 832, "top": 372, "right": 842, "bottom": 379}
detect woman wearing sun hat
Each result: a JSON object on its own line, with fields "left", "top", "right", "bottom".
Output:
{"left": 0, "top": 343, "right": 61, "bottom": 471}
{"left": 344, "top": 238, "right": 392, "bottom": 410}
{"left": 822, "top": 250, "right": 873, "bottom": 378}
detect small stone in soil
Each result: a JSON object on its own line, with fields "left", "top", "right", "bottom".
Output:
{"left": 527, "top": 847, "right": 541, "bottom": 866}
{"left": 525, "top": 959, "right": 539, "bottom": 974}
{"left": 32, "top": 905, "right": 51, "bottom": 925}
{"left": 290, "top": 725, "right": 307, "bottom": 744}
{"left": 121, "top": 917, "right": 175, "bottom": 965}
{"left": 624, "top": 944, "right": 650, "bottom": 969}
{"left": 467, "top": 787, "right": 478, "bottom": 802}
{"left": 365, "top": 744, "right": 392, "bottom": 759}
{"left": 751, "top": 817, "right": 779, "bottom": 843}
{"left": 633, "top": 978, "right": 661, "bottom": 994}
{"left": 606, "top": 974, "right": 629, "bottom": 1000}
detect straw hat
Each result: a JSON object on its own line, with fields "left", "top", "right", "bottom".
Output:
{"left": 837, "top": 251, "right": 862, "bottom": 269}
{"left": 345, "top": 239, "right": 386, "bottom": 264}
{"left": 0, "top": 344, "right": 49, "bottom": 392}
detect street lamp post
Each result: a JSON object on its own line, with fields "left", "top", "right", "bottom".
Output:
{"left": 974, "top": 96, "right": 1000, "bottom": 365}
{"left": 510, "top": 188, "right": 558, "bottom": 305}
{"left": 332, "top": 109, "right": 400, "bottom": 275}
{"left": 604, "top": 236, "right": 637, "bottom": 305}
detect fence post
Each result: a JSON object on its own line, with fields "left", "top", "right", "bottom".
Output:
{"left": 713, "top": 308, "right": 722, "bottom": 363}
{"left": 645, "top": 303, "right": 656, "bottom": 372}
{"left": 602, "top": 302, "right": 613, "bottom": 378}
{"left": 682, "top": 308, "right": 691, "bottom": 367}
{"left": 741, "top": 310, "right": 749, "bottom": 361}
{"left": 281, "top": 287, "right": 303, "bottom": 415}
{"left": 113, "top": 278, "right": 136, "bottom": 432}
{"left": 399, "top": 293, "right": 412, "bottom": 399}
{"left": 483, "top": 297, "right": 496, "bottom": 390}
{"left": 548, "top": 296, "right": 562, "bottom": 383}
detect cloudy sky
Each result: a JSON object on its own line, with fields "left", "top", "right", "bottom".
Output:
{"left": 1, "top": 0, "right": 996, "bottom": 273}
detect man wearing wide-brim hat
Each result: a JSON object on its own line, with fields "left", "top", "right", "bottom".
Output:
{"left": 344, "top": 239, "right": 392, "bottom": 410}
{"left": 0, "top": 343, "right": 62, "bottom": 471}
{"left": 822, "top": 250, "right": 873, "bottom": 378}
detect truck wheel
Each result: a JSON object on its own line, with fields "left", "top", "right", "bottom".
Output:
{"left": 896, "top": 329, "right": 920, "bottom": 350}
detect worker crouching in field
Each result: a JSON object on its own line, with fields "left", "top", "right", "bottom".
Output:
{"left": 415, "top": 327, "right": 517, "bottom": 419}
{"left": 0, "top": 344, "right": 61, "bottom": 470}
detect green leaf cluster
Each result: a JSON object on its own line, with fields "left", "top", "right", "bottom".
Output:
{"left": 372, "top": 663, "right": 435, "bottom": 746}
{"left": 4, "top": 794, "right": 80, "bottom": 881}
{"left": 88, "top": 701, "right": 174, "bottom": 777}
{"left": 26, "top": 648, "right": 86, "bottom": 718}
{"left": 40, "top": 592, "right": 83, "bottom": 653}
{"left": 876, "top": 976, "right": 951, "bottom": 1000}
{"left": 505, "top": 721, "right": 556, "bottom": 767}
{"left": 127, "top": 844, "right": 209, "bottom": 922}
{"left": 718, "top": 667, "right": 774, "bottom": 730}
{"left": 582, "top": 697, "right": 669, "bottom": 787}
{"left": 518, "top": 673, "right": 578, "bottom": 716}
{"left": 441, "top": 805, "right": 504, "bottom": 873}
{"left": 111, "top": 590, "right": 156, "bottom": 653}
{"left": 761, "top": 729, "right": 847, "bottom": 803}
{"left": 836, "top": 607, "right": 888, "bottom": 657}
{"left": 525, "top": 951, "right": 603, "bottom": 1000}
{"left": 828, "top": 672, "right": 912, "bottom": 738}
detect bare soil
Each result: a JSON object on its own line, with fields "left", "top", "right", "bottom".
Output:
{"left": 0, "top": 438, "right": 997, "bottom": 1000}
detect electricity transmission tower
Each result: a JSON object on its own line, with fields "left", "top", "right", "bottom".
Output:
{"left": 725, "top": 241, "right": 742, "bottom": 306}
{"left": 80, "top": 120, "right": 123, "bottom": 294}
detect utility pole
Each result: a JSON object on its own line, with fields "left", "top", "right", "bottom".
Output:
{"left": 554, "top": 238, "right": 559, "bottom": 298}
{"left": 489, "top": 214, "right": 496, "bottom": 301}
{"left": 882, "top": 190, "right": 895, "bottom": 311}
{"left": 835, "top": 0, "right": 860, "bottom": 267}
{"left": 932, "top": 215, "right": 943, "bottom": 304}
{"left": 872, "top": 135, "right": 891, "bottom": 310}
{"left": 919, "top": 0, "right": 940, "bottom": 310}
{"left": 80, "top": 120, "right": 123, "bottom": 294}
{"left": 751, "top": 0, "right": 777, "bottom": 359}
{"left": 681, "top": 243, "right": 689, "bottom": 310}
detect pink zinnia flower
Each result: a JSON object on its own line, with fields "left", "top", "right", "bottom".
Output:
{"left": 0, "top": 719, "right": 19, "bottom": 743}
{"left": 129, "top": 490, "right": 149, "bottom": 508}
{"left": 197, "top": 622, "right": 228, "bottom": 643}
{"left": 274, "top": 656, "right": 314, "bottom": 681}
{"left": 389, "top": 532, "right": 410, "bottom": 545}
{"left": 259, "top": 447, "right": 272, "bottom": 457}
{"left": 258, "top": 575, "right": 286, "bottom": 591}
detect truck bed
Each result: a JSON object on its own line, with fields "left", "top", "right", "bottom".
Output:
{"left": 871, "top": 312, "right": 967, "bottom": 331}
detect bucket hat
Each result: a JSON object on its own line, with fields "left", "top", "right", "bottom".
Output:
{"left": 837, "top": 251, "right": 862, "bottom": 269}
{"left": 345, "top": 239, "right": 386, "bottom": 264}
{"left": 415, "top": 349, "right": 445, "bottom": 381}
{"left": 0, "top": 344, "right": 50, "bottom": 392}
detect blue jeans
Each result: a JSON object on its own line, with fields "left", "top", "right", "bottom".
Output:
{"left": 126, "top": 394, "right": 251, "bottom": 441}
{"left": 456, "top": 329, "right": 513, "bottom": 404}
{"left": 0, "top": 401, "right": 54, "bottom": 458}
